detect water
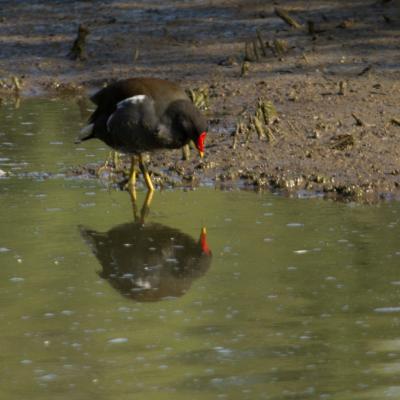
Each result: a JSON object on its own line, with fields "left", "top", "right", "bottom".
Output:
{"left": 1, "top": 99, "right": 400, "bottom": 399}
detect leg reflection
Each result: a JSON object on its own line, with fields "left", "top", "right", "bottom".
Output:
{"left": 130, "top": 189, "right": 154, "bottom": 223}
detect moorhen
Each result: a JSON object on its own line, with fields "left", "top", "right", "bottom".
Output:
{"left": 76, "top": 77, "right": 208, "bottom": 192}
{"left": 80, "top": 223, "right": 212, "bottom": 301}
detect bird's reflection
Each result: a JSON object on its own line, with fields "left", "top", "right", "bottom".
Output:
{"left": 80, "top": 222, "right": 212, "bottom": 302}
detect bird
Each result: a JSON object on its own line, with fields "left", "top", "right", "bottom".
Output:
{"left": 79, "top": 223, "right": 212, "bottom": 302}
{"left": 76, "top": 77, "right": 208, "bottom": 193}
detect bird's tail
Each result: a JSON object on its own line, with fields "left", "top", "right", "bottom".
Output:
{"left": 75, "top": 123, "right": 94, "bottom": 144}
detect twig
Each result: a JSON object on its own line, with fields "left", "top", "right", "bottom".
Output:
{"left": 273, "top": 39, "right": 289, "bottom": 56}
{"left": 286, "top": 119, "right": 298, "bottom": 134}
{"left": 12, "top": 76, "right": 21, "bottom": 92}
{"left": 307, "top": 20, "right": 316, "bottom": 35}
{"left": 68, "top": 24, "right": 89, "bottom": 61}
{"left": 358, "top": 65, "right": 372, "bottom": 76}
{"left": 253, "top": 116, "right": 266, "bottom": 139}
{"left": 351, "top": 113, "right": 364, "bottom": 126}
{"left": 133, "top": 48, "right": 140, "bottom": 62}
{"left": 246, "top": 118, "right": 254, "bottom": 143}
{"left": 252, "top": 40, "right": 260, "bottom": 61}
{"left": 275, "top": 7, "right": 302, "bottom": 29}
{"left": 244, "top": 41, "right": 254, "bottom": 62}
{"left": 338, "top": 80, "right": 347, "bottom": 96}
{"left": 241, "top": 61, "right": 250, "bottom": 77}
{"left": 390, "top": 118, "right": 400, "bottom": 127}
{"left": 232, "top": 121, "right": 242, "bottom": 150}
{"left": 256, "top": 29, "right": 267, "bottom": 57}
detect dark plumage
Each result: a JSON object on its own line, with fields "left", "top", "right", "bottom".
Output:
{"left": 80, "top": 223, "right": 212, "bottom": 302}
{"left": 76, "top": 77, "right": 208, "bottom": 191}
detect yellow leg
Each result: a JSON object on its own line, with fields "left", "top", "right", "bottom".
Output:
{"left": 143, "top": 189, "right": 154, "bottom": 210}
{"left": 113, "top": 151, "right": 122, "bottom": 171}
{"left": 97, "top": 151, "right": 123, "bottom": 177}
{"left": 127, "top": 156, "right": 139, "bottom": 218}
{"left": 97, "top": 151, "right": 112, "bottom": 177}
{"left": 129, "top": 186, "right": 138, "bottom": 218}
{"left": 130, "top": 186, "right": 154, "bottom": 223}
{"left": 182, "top": 143, "right": 191, "bottom": 160}
{"left": 139, "top": 189, "right": 154, "bottom": 223}
{"left": 128, "top": 156, "right": 137, "bottom": 188}
{"left": 139, "top": 154, "right": 154, "bottom": 192}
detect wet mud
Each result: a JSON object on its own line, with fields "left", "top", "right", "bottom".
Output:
{"left": 1, "top": 0, "right": 400, "bottom": 201}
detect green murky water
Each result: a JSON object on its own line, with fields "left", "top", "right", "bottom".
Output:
{"left": 1, "top": 99, "right": 400, "bottom": 399}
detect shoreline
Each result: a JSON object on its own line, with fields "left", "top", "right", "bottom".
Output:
{"left": 1, "top": 0, "right": 400, "bottom": 202}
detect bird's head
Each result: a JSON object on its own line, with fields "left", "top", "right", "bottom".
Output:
{"left": 168, "top": 100, "right": 208, "bottom": 158}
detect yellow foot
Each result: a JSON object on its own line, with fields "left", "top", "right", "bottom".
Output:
{"left": 97, "top": 163, "right": 110, "bottom": 177}
{"left": 97, "top": 151, "right": 123, "bottom": 177}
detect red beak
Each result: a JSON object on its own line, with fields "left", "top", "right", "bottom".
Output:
{"left": 197, "top": 132, "right": 207, "bottom": 158}
{"left": 200, "top": 227, "right": 211, "bottom": 255}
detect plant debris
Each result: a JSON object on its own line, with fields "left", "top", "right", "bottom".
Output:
{"left": 272, "top": 39, "right": 289, "bottom": 57}
{"left": 330, "top": 134, "right": 355, "bottom": 150}
{"left": 240, "top": 60, "right": 250, "bottom": 77}
{"left": 274, "top": 7, "right": 303, "bottom": 29}
{"left": 68, "top": 24, "right": 89, "bottom": 61}
{"left": 351, "top": 113, "right": 364, "bottom": 126}
{"left": 2, "top": 0, "right": 400, "bottom": 202}
{"left": 390, "top": 118, "right": 400, "bottom": 127}
{"left": 186, "top": 86, "right": 210, "bottom": 110}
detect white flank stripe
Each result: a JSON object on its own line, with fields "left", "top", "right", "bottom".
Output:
{"left": 117, "top": 94, "right": 147, "bottom": 108}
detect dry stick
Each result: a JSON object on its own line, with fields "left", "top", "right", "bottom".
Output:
{"left": 232, "top": 122, "right": 241, "bottom": 150}
{"left": 68, "top": 24, "right": 89, "bottom": 61}
{"left": 253, "top": 116, "right": 266, "bottom": 140}
{"left": 267, "top": 126, "right": 277, "bottom": 142}
{"left": 307, "top": 20, "right": 316, "bottom": 35}
{"left": 252, "top": 40, "right": 260, "bottom": 61}
{"left": 241, "top": 61, "right": 250, "bottom": 77}
{"left": 232, "top": 132, "right": 238, "bottom": 150}
{"left": 331, "top": 134, "right": 354, "bottom": 150}
{"left": 383, "top": 14, "right": 392, "bottom": 23}
{"left": 275, "top": 7, "right": 302, "bottom": 29}
{"left": 338, "top": 80, "right": 347, "bottom": 96}
{"left": 133, "top": 48, "right": 140, "bottom": 62}
{"left": 273, "top": 39, "right": 288, "bottom": 56}
{"left": 244, "top": 41, "right": 253, "bottom": 62}
{"left": 351, "top": 113, "right": 364, "bottom": 126}
{"left": 240, "top": 122, "right": 246, "bottom": 134}
{"left": 261, "top": 100, "right": 278, "bottom": 125}
{"left": 256, "top": 29, "right": 267, "bottom": 57}
{"left": 358, "top": 65, "right": 372, "bottom": 76}
{"left": 246, "top": 117, "right": 253, "bottom": 143}
{"left": 257, "top": 99, "right": 267, "bottom": 125}
{"left": 286, "top": 120, "right": 297, "bottom": 133}
{"left": 390, "top": 118, "right": 400, "bottom": 127}
{"left": 12, "top": 76, "right": 21, "bottom": 92}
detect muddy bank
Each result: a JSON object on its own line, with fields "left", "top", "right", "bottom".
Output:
{"left": 1, "top": 0, "right": 400, "bottom": 201}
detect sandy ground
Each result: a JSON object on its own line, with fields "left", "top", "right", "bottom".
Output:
{"left": 1, "top": 0, "right": 400, "bottom": 201}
